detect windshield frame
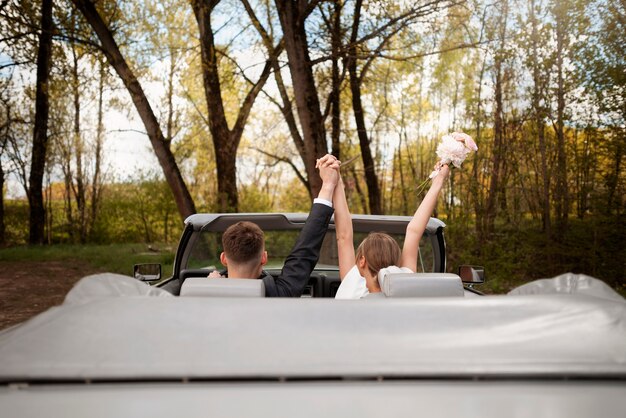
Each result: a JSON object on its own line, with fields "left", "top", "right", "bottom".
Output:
{"left": 173, "top": 213, "right": 446, "bottom": 278}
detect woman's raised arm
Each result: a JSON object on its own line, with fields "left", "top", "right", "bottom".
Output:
{"left": 333, "top": 173, "right": 356, "bottom": 280}
{"left": 400, "top": 165, "right": 450, "bottom": 272}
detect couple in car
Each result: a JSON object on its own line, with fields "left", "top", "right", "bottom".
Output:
{"left": 211, "top": 154, "right": 450, "bottom": 299}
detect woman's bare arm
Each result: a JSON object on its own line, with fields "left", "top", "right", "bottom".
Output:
{"left": 400, "top": 165, "right": 450, "bottom": 271}
{"left": 333, "top": 175, "right": 355, "bottom": 280}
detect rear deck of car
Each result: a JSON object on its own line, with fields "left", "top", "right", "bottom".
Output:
{"left": 1, "top": 278, "right": 625, "bottom": 417}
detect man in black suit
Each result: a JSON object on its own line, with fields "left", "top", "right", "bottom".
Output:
{"left": 211, "top": 154, "right": 339, "bottom": 297}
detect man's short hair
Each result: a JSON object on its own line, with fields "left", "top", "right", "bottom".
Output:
{"left": 222, "top": 221, "right": 265, "bottom": 265}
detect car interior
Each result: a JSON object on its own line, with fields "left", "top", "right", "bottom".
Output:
{"left": 156, "top": 214, "right": 484, "bottom": 298}
{"left": 176, "top": 267, "right": 343, "bottom": 298}
{"left": 178, "top": 270, "right": 470, "bottom": 298}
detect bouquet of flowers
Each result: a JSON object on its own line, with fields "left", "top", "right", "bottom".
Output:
{"left": 417, "top": 132, "right": 478, "bottom": 194}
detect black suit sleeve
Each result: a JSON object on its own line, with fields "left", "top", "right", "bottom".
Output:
{"left": 265, "top": 203, "right": 334, "bottom": 297}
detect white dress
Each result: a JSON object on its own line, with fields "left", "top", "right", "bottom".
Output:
{"left": 334, "top": 265, "right": 413, "bottom": 299}
{"left": 334, "top": 266, "right": 368, "bottom": 299}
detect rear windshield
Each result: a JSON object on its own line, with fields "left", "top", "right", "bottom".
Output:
{"left": 185, "top": 230, "right": 435, "bottom": 272}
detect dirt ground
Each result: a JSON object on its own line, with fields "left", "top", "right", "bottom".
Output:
{"left": 0, "top": 261, "right": 101, "bottom": 330}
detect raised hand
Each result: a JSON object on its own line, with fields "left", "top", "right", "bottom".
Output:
{"left": 432, "top": 163, "right": 450, "bottom": 186}
{"left": 314, "top": 154, "right": 340, "bottom": 203}
{"left": 316, "top": 154, "right": 340, "bottom": 187}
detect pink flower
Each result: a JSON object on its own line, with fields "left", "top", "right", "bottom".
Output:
{"left": 437, "top": 134, "right": 470, "bottom": 167}
{"left": 428, "top": 132, "right": 477, "bottom": 179}
{"left": 451, "top": 132, "right": 478, "bottom": 151}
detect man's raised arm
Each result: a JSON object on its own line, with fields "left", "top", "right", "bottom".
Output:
{"left": 265, "top": 155, "right": 339, "bottom": 297}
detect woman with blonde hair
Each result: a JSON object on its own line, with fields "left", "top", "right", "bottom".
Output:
{"left": 331, "top": 163, "right": 450, "bottom": 299}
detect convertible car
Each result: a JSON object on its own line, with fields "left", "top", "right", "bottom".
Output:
{"left": 0, "top": 213, "right": 625, "bottom": 417}
{"left": 145, "top": 213, "right": 484, "bottom": 296}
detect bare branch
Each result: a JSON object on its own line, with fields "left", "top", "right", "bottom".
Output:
{"left": 232, "top": 56, "right": 274, "bottom": 139}
{"left": 377, "top": 39, "right": 493, "bottom": 61}
{"left": 0, "top": 61, "right": 31, "bottom": 70}
{"left": 109, "top": 128, "right": 148, "bottom": 136}
{"left": 251, "top": 147, "right": 310, "bottom": 190}
{"left": 0, "top": 31, "right": 37, "bottom": 44}
{"left": 52, "top": 33, "right": 104, "bottom": 53}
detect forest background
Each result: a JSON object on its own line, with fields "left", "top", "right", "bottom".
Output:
{"left": 0, "top": 0, "right": 624, "bottom": 295}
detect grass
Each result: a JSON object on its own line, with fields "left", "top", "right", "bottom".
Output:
{"left": 0, "top": 243, "right": 176, "bottom": 279}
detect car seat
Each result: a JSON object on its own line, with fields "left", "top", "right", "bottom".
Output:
{"left": 180, "top": 277, "right": 265, "bottom": 297}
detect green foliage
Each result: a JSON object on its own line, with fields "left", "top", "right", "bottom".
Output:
{"left": 239, "top": 184, "right": 274, "bottom": 212}
{"left": 3, "top": 200, "right": 29, "bottom": 245}
{"left": 445, "top": 215, "right": 626, "bottom": 296}
{"left": 92, "top": 175, "right": 182, "bottom": 243}
{"left": 275, "top": 178, "right": 312, "bottom": 212}
{"left": 2, "top": 175, "right": 183, "bottom": 245}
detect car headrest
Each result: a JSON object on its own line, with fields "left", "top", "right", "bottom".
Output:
{"left": 381, "top": 273, "right": 465, "bottom": 298}
{"left": 180, "top": 277, "right": 265, "bottom": 297}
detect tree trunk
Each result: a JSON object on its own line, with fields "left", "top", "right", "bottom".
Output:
{"left": 529, "top": 0, "right": 551, "bottom": 235}
{"left": 577, "top": 125, "right": 594, "bottom": 219}
{"left": 242, "top": 0, "right": 312, "bottom": 196}
{"left": 329, "top": 0, "right": 342, "bottom": 159}
{"left": 165, "top": 47, "right": 176, "bottom": 149}
{"left": 484, "top": 0, "right": 508, "bottom": 236}
{"left": 191, "top": 0, "right": 238, "bottom": 212}
{"left": 192, "top": 0, "right": 272, "bottom": 212}
{"left": 62, "top": 151, "right": 74, "bottom": 242}
{"left": 350, "top": 166, "right": 368, "bottom": 214}
{"left": 70, "top": 34, "right": 87, "bottom": 243}
{"left": 346, "top": 0, "right": 382, "bottom": 214}
{"left": 348, "top": 67, "right": 383, "bottom": 215}
{"left": 275, "top": 0, "right": 327, "bottom": 199}
{"left": 45, "top": 168, "right": 53, "bottom": 244}
{"left": 28, "top": 0, "right": 53, "bottom": 245}
{"left": 606, "top": 134, "right": 623, "bottom": 214}
{"left": 89, "top": 55, "right": 105, "bottom": 238}
{"left": 0, "top": 92, "right": 11, "bottom": 246}
{"left": 389, "top": 148, "right": 398, "bottom": 214}
{"left": 0, "top": 157, "right": 5, "bottom": 246}
{"left": 72, "top": 0, "right": 196, "bottom": 220}
{"left": 554, "top": 0, "right": 568, "bottom": 231}
{"left": 398, "top": 134, "right": 408, "bottom": 215}
{"left": 472, "top": 53, "right": 487, "bottom": 239}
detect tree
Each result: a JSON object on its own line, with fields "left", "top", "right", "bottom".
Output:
{"left": 242, "top": 0, "right": 313, "bottom": 197}
{"left": 549, "top": 0, "right": 586, "bottom": 229}
{"left": 71, "top": 0, "right": 196, "bottom": 220}
{"left": 89, "top": 54, "right": 107, "bottom": 238}
{"left": 346, "top": 0, "right": 382, "bottom": 214}
{"left": 0, "top": 77, "right": 12, "bottom": 245}
{"left": 580, "top": 0, "right": 625, "bottom": 215}
{"left": 190, "top": 0, "right": 273, "bottom": 212}
{"left": 484, "top": 0, "right": 509, "bottom": 236}
{"left": 270, "top": 0, "right": 460, "bottom": 211}
{"left": 274, "top": 0, "right": 329, "bottom": 199}
{"left": 28, "top": 0, "right": 54, "bottom": 244}
{"left": 526, "top": 0, "right": 551, "bottom": 235}
{"left": 326, "top": 0, "right": 344, "bottom": 159}
{"left": 466, "top": 4, "right": 491, "bottom": 236}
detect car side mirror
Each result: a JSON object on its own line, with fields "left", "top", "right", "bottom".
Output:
{"left": 134, "top": 263, "right": 162, "bottom": 282}
{"left": 458, "top": 265, "right": 485, "bottom": 285}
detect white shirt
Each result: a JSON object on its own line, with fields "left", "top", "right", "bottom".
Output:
{"left": 334, "top": 265, "right": 414, "bottom": 299}
{"left": 335, "top": 265, "right": 368, "bottom": 299}
{"left": 313, "top": 198, "right": 333, "bottom": 208}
